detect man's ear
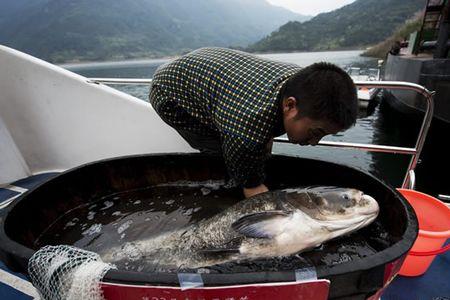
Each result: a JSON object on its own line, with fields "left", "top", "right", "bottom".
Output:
{"left": 282, "top": 97, "right": 298, "bottom": 114}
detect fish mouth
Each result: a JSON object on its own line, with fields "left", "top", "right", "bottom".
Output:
{"left": 320, "top": 214, "right": 376, "bottom": 232}
{"left": 359, "top": 194, "right": 379, "bottom": 216}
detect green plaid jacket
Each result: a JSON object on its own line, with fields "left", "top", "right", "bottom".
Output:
{"left": 149, "top": 47, "right": 301, "bottom": 187}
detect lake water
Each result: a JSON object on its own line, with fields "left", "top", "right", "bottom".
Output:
{"left": 65, "top": 50, "right": 413, "bottom": 190}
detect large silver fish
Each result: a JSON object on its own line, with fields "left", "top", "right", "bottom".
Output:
{"left": 101, "top": 186, "right": 379, "bottom": 269}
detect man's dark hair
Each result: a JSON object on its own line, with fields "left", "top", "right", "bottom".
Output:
{"left": 281, "top": 62, "right": 358, "bottom": 130}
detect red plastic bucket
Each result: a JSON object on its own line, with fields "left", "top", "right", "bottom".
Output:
{"left": 397, "top": 189, "right": 450, "bottom": 276}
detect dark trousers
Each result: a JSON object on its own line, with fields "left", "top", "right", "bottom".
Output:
{"left": 174, "top": 127, "right": 222, "bottom": 155}
{"left": 149, "top": 86, "right": 222, "bottom": 155}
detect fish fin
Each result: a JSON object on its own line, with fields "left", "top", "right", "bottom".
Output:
{"left": 231, "top": 211, "right": 290, "bottom": 238}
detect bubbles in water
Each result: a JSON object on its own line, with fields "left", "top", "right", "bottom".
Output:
{"left": 201, "top": 188, "right": 211, "bottom": 196}
{"left": 117, "top": 220, "right": 133, "bottom": 235}
{"left": 112, "top": 211, "right": 122, "bottom": 216}
{"left": 165, "top": 200, "right": 175, "bottom": 205}
{"left": 183, "top": 208, "right": 194, "bottom": 216}
{"left": 64, "top": 218, "right": 79, "bottom": 229}
{"left": 100, "top": 201, "right": 114, "bottom": 210}
{"left": 322, "top": 252, "right": 353, "bottom": 265}
{"left": 120, "top": 242, "right": 143, "bottom": 261}
{"left": 82, "top": 224, "right": 102, "bottom": 236}
{"left": 133, "top": 200, "right": 141, "bottom": 205}
{"left": 87, "top": 211, "right": 96, "bottom": 220}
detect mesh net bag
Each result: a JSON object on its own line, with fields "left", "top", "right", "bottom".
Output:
{"left": 28, "top": 245, "right": 116, "bottom": 300}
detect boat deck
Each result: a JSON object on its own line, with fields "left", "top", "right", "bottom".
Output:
{"left": 0, "top": 173, "right": 449, "bottom": 299}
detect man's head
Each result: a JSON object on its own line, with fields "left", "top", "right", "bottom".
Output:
{"left": 280, "top": 62, "right": 357, "bottom": 145}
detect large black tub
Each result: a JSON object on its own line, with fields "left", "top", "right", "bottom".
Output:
{"left": 0, "top": 154, "right": 417, "bottom": 299}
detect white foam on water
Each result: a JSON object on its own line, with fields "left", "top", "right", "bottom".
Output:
{"left": 165, "top": 199, "right": 175, "bottom": 205}
{"left": 100, "top": 201, "right": 114, "bottom": 210}
{"left": 133, "top": 200, "right": 141, "bottom": 205}
{"left": 117, "top": 220, "right": 133, "bottom": 234}
{"left": 87, "top": 211, "right": 96, "bottom": 220}
{"left": 82, "top": 224, "right": 102, "bottom": 236}
{"left": 183, "top": 208, "right": 194, "bottom": 216}
{"left": 112, "top": 211, "right": 122, "bottom": 216}
{"left": 64, "top": 217, "right": 79, "bottom": 229}
{"left": 201, "top": 187, "right": 211, "bottom": 195}
{"left": 120, "top": 243, "right": 142, "bottom": 261}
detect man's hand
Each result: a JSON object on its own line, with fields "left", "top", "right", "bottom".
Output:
{"left": 243, "top": 184, "right": 269, "bottom": 198}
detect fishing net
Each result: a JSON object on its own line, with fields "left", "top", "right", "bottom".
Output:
{"left": 28, "top": 245, "right": 116, "bottom": 300}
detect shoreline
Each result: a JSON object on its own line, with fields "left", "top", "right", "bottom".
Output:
{"left": 60, "top": 55, "right": 179, "bottom": 69}
{"left": 61, "top": 48, "right": 366, "bottom": 69}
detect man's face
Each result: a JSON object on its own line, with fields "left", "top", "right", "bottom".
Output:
{"left": 282, "top": 97, "right": 342, "bottom": 145}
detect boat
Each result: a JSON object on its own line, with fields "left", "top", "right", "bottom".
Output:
{"left": 0, "top": 44, "right": 449, "bottom": 299}
{"left": 382, "top": 0, "right": 450, "bottom": 200}
{"left": 347, "top": 66, "right": 382, "bottom": 117}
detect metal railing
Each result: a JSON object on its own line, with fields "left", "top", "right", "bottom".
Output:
{"left": 89, "top": 78, "right": 435, "bottom": 190}
{"left": 88, "top": 78, "right": 154, "bottom": 85}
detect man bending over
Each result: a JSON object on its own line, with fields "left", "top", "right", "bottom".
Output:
{"left": 149, "top": 47, "right": 357, "bottom": 198}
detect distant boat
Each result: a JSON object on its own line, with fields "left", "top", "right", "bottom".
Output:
{"left": 347, "top": 67, "right": 381, "bottom": 115}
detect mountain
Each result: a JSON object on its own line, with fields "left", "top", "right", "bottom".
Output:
{"left": 361, "top": 12, "right": 422, "bottom": 58}
{"left": 0, "top": 0, "right": 311, "bottom": 63}
{"left": 247, "top": 0, "right": 424, "bottom": 53}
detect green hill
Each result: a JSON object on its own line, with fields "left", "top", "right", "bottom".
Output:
{"left": 361, "top": 12, "right": 422, "bottom": 58}
{"left": 0, "top": 0, "right": 310, "bottom": 63}
{"left": 247, "top": 0, "right": 424, "bottom": 53}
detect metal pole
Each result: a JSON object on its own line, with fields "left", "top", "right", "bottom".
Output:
{"left": 355, "top": 81, "right": 434, "bottom": 189}
{"left": 274, "top": 138, "right": 416, "bottom": 155}
{"left": 88, "top": 78, "right": 153, "bottom": 85}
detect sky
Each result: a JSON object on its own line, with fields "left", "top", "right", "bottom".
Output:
{"left": 266, "top": 0, "right": 356, "bottom": 16}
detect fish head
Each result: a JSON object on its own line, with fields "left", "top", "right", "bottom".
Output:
{"left": 283, "top": 186, "right": 379, "bottom": 223}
